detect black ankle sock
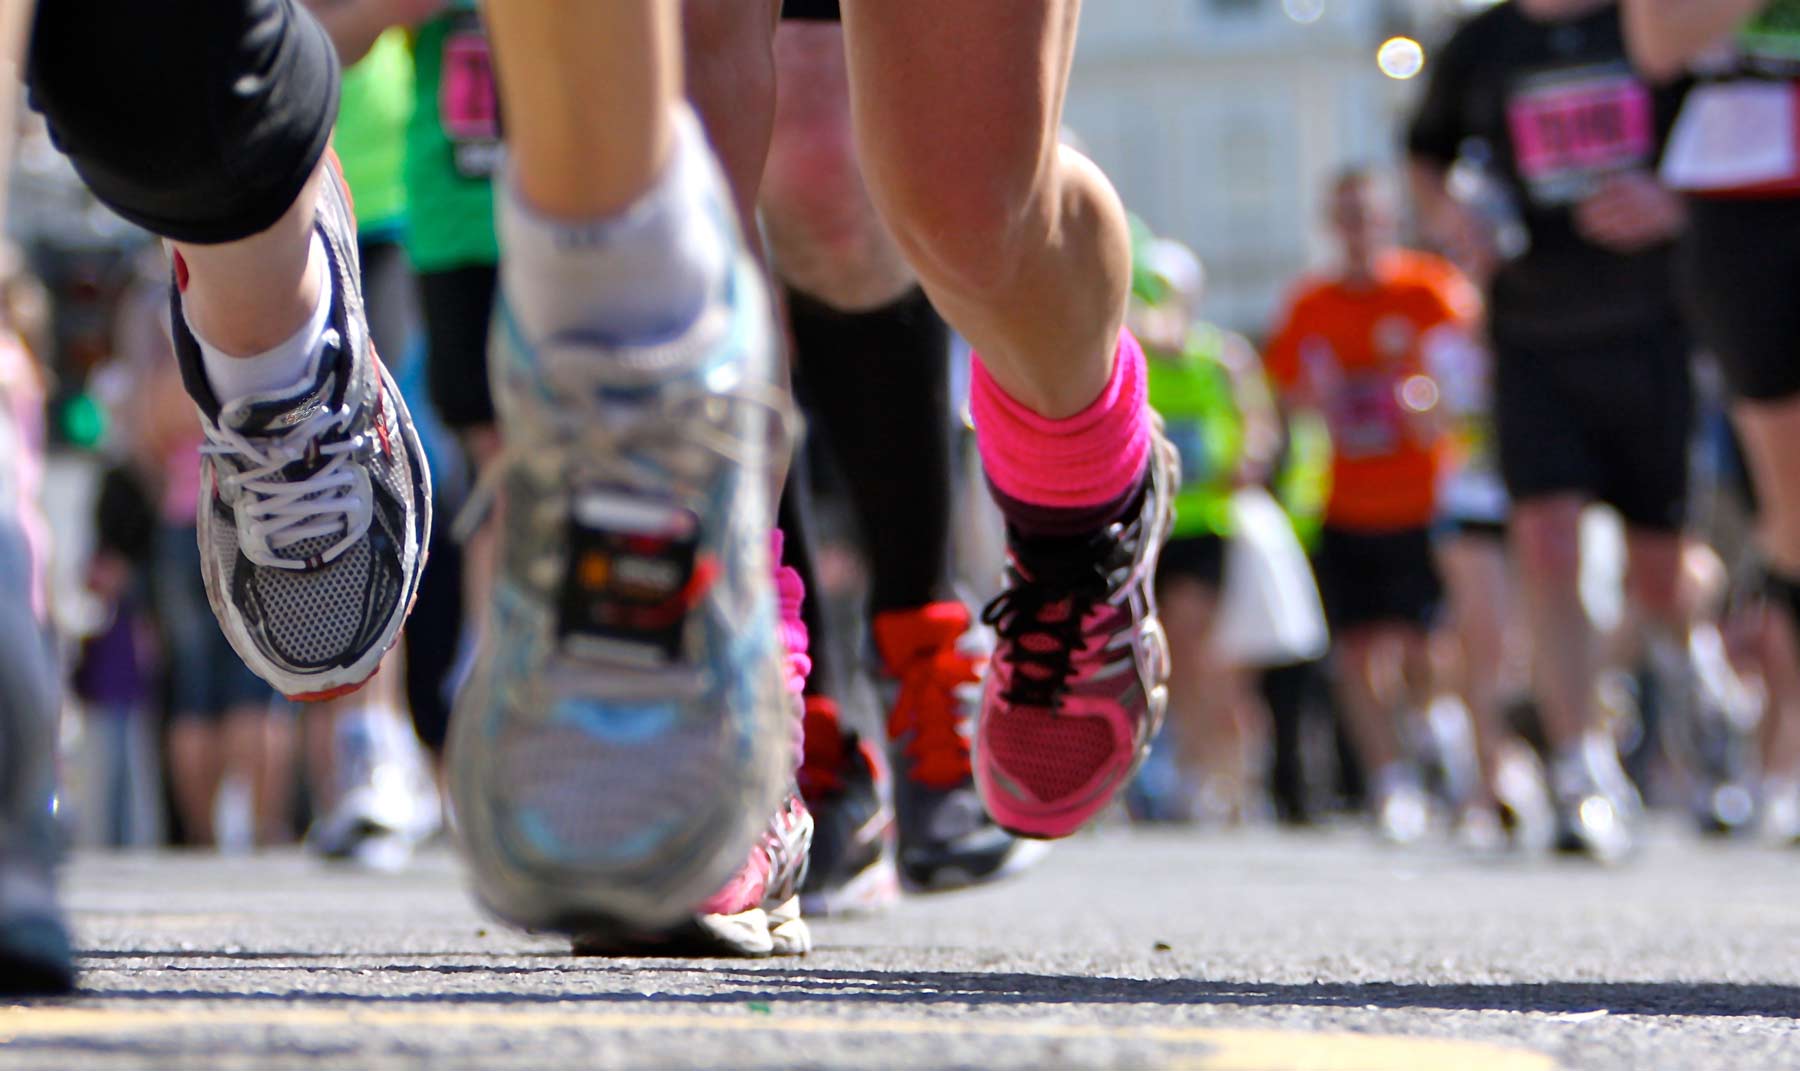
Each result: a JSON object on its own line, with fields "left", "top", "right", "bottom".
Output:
{"left": 789, "top": 285, "right": 954, "bottom": 616}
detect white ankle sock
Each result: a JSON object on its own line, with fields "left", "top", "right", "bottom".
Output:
{"left": 497, "top": 106, "right": 732, "bottom": 347}
{"left": 191, "top": 233, "right": 331, "bottom": 407}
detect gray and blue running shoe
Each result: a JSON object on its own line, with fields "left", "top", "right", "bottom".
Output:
{"left": 449, "top": 227, "right": 795, "bottom": 935}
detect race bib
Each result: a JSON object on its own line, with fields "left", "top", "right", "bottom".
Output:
{"left": 1506, "top": 64, "right": 1653, "bottom": 206}
{"left": 1328, "top": 373, "right": 1404, "bottom": 462}
{"left": 1662, "top": 81, "right": 1800, "bottom": 192}
{"left": 439, "top": 21, "right": 501, "bottom": 179}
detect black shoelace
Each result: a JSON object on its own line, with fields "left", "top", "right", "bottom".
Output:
{"left": 980, "top": 519, "right": 1141, "bottom": 709}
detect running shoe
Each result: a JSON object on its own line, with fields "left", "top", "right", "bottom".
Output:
{"left": 0, "top": 854, "right": 70, "bottom": 997}
{"left": 183, "top": 154, "right": 431, "bottom": 702}
{"left": 875, "top": 602, "right": 1043, "bottom": 886}
{"left": 1550, "top": 736, "right": 1641, "bottom": 864}
{"left": 308, "top": 706, "right": 441, "bottom": 872}
{"left": 1493, "top": 747, "right": 1557, "bottom": 854}
{"left": 1648, "top": 627, "right": 1759, "bottom": 835}
{"left": 0, "top": 663, "right": 72, "bottom": 995}
{"left": 1371, "top": 763, "right": 1431, "bottom": 846}
{"left": 449, "top": 240, "right": 795, "bottom": 936}
{"left": 798, "top": 698, "right": 899, "bottom": 916}
{"left": 975, "top": 430, "right": 1178, "bottom": 839}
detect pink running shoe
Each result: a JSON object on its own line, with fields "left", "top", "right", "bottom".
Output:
{"left": 572, "top": 534, "right": 813, "bottom": 957}
{"left": 975, "top": 430, "right": 1177, "bottom": 839}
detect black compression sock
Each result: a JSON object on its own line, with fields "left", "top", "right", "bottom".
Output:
{"left": 788, "top": 286, "right": 954, "bottom": 616}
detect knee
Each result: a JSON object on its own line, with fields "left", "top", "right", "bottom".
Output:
{"left": 762, "top": 103, "right": 912, "bottom": 308}
{"left": 762, "top": 26, "right": 912, "bottom": 309}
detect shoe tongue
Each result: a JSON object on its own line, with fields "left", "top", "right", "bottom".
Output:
{"left": 1012, "top": 529, "right": 1113, "bottom": 588}
{"left": 222, "top": 368, "right": 335, "bottom": 438}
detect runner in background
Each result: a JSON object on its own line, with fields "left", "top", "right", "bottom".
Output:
{"left": 764, "top": 7, "right": 1043, "bottom": 907}
{"left": 1624, "top": 0, "right": 1800, "bottom": 841}
{"left": 1407, "top": 0, "right": 1742, "bottom": 858}
{"left": 1129, "top": 228, "right": 1282, "bottom": 823}
{"left": 1407, "top": 226, "right": 1557, "bottom": 851}
{"left": 1264, "top": 168, "right": 1460, "bottom": 844}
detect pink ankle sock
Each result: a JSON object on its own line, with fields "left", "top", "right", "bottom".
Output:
{"left": 771, "top": 530, "right": 810, "bottom": 771}
{"left": 970, "top": 329, "right": 1152, "bottom": 536}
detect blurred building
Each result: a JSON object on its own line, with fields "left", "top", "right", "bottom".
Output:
{"left": 1067, "top": 0, "right": 1489, "bottom": 336}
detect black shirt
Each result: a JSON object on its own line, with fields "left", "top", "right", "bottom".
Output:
{"left": 1407, "top": 2, "right": 1689, "bottom": 349}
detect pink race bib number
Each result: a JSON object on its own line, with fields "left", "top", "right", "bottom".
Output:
{"left": 440, "top": 32, "right": 497, "bottom": 140}
{"left": 1507, "top": 65, "right": 1652, "bottom": 206}
{"left": 1330, "top": 374, "right": 1404, "bottom": 461}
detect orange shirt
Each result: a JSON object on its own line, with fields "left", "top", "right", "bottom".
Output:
{"left": 1264, "top": 251, "right": 1470, "bottom": 532}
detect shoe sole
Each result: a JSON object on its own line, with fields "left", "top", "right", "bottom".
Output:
{"left": 0, "top": 920, "right": 75, "bottom": 997}
{"left": 571, "top": 896, "right": 809, "bottom": 959}
{"left": 901, "top": 835, "right": 1051, "bottom": 893}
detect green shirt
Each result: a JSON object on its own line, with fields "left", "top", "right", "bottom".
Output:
{"left": 404, "top": 3, "right": 500, "bottom": 271}
{"left": 335, "top": 30, "right": 413, "bottom": 237}
{"left": 1146, "top": 324, "right": 1245, "bottom": 540}
{"left": 1743, "top": 0, "right": 1800, "bottom": 66}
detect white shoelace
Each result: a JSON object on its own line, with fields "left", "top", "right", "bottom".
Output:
{"left": 201, "top": 364, "right": 372, "bottom": 569}
{"left": 452, "top": 372, "right": 798, "bottom": 546}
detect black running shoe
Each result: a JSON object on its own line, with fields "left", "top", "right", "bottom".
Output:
{"left": 873, "top": 602, "right": 1046, "bottom": 889}
{"left": 798, "top": 699, "right": 899, "bottom": 915}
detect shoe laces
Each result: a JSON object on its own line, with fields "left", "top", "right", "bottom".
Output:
{"left": 453, "top": 354, "right": 799, "bottom": 553}
{"left": 799, "top": 697, "right": 848, "bottom": 800}
{"left": 761, "top": 793, "right": 812, "bottom": 904}
{"left": 200, "top": 346, "right": 370, "bottom": 569}
{"left": 980, "top": 514, "right": 1143, "bottom": 710}
{"left": 886, "top": 638, "right": 981, "bottom": 791}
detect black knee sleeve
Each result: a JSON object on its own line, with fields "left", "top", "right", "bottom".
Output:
{"left": 27, "top": 0, "right": 339, "bottom": 244}
{"left": 790, "top": 286, "right": 953, "bottom": 616}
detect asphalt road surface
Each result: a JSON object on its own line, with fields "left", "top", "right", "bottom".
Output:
{"left": 3, "top": 827, "right": 1797, "bottom": 1070}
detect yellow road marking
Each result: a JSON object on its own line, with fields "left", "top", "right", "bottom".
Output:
{"left": 0, "top": 1005, "right": 1555, "bottom": 1070}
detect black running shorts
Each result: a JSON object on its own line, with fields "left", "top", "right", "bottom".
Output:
{"left": 1493, "top": 329, "right": 1693, "bottom": 533}
{"left": 27, "top": 0, "right": 338, "bottom": 244}
{"left": 1311, "top": 525, "right": 1442, "bottom": 633}
{"left": 418, "top": 265, "right": 498, "bottom": 432}
{"left": 1679, "top": 197, "right": 1800, "bottom": 403}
